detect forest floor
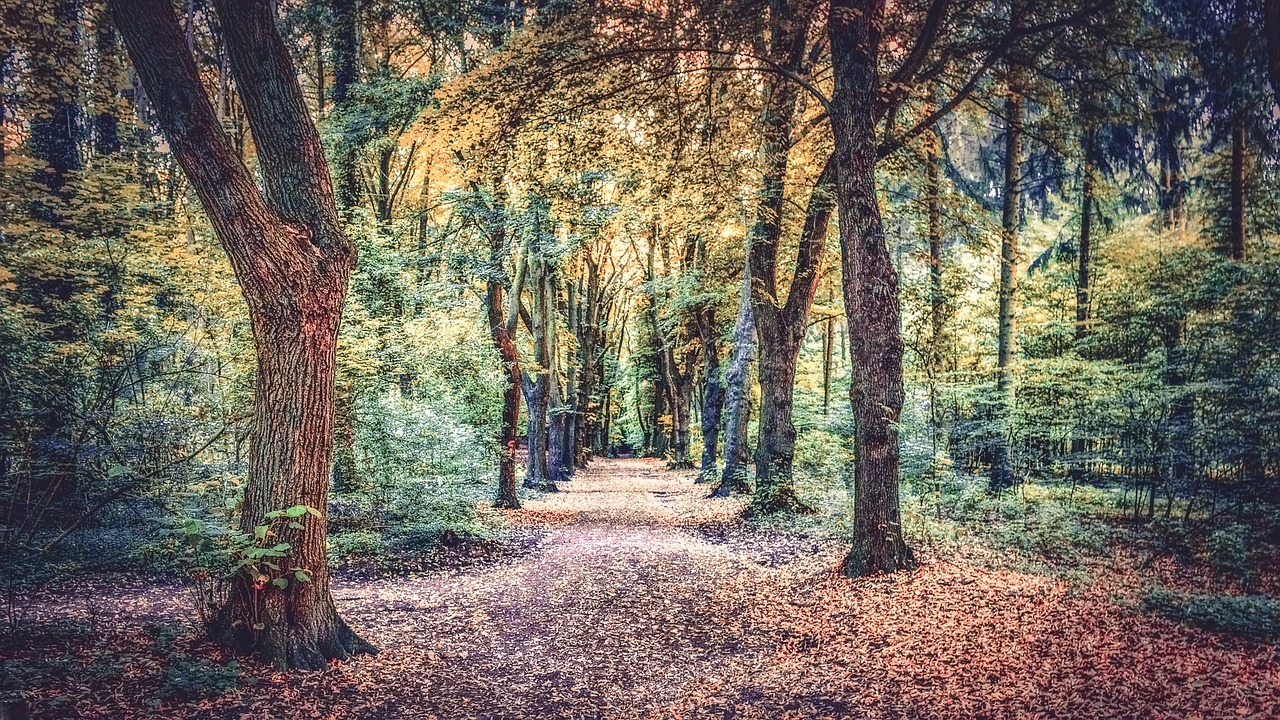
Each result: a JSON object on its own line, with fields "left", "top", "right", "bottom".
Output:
{"left": 5, "top": 458, "right": 1280, "bottom": 719}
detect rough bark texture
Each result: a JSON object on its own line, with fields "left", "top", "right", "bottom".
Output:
{"left": 715, "top": 266, "right": 756, "bottom": 497}
{"left": 522, "top": 255, "right": 557, "bottom": 492}
{"left": 486, "top": 185, "right": 521, "bottom": 510}
{"left": 109, "top": 0, "right": 373, "bottom": 668}
{"left": 988, "top": 79, "right": 1022, "bottom": 493}
{"left": 830, "top": 0, "right": 916, "bottom": 577}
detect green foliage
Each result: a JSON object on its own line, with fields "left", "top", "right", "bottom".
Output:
{"left": 1143, "top": 588, "right": 1280, "bottom": 641}
{"left": 158, "top": 654, "right": 242, "bottom": 699}
{"left": 1206, "top": 524, "right": 1253, "bottom": 579}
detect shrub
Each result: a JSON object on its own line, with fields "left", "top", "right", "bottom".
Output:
{"left": 1142, "top": 587, "right": 1280, "bottom": 640}
{"left": 1206, "top": 524, "right": 1252, "bottom": 578}
{"left": 158, "top": 654, "right": 242, "bottom": 699}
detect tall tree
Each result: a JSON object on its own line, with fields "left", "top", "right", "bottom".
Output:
{"left": 109, "top": 0, "right": 373, "bottom": 668}
{"left": 989, "top": 72, "right": 1023, "bottom": 493}
{"left": 828, "top": 0, "right": 916, "bottom": 576}
{"left": 744, "top": 0, "right": 837, "bottom": 515}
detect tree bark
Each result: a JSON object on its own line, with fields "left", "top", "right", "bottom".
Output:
{"left": 487, "top": 183, "right": 521, "bottom": 509}
{"left": 1268, "top": 0, "right": 1280, "bottom": 109}
{"left": 926, "top": 117, "right": 948, "bottom": 457}
{"left": 1075, "top": 130, "right": 1095, "bottom": 342}
{"left": 1228, "top": 118, "right": 1246, "bottom": 261}
{"left": 330, "top": 0, "right": 361, "bottom": 213}
{"left": 748, "top": 156, "right": 836, "bottom": 514}
{"left": 830, "top": 0, "right": 916, "bottom": 577}
{"left": 522, "top": 237, "right": 557, "bottom": 492}
{"left": 110, "top": 0, "right": 372, "bottom": 668}
{"left": 988, "top": 76, "right": 1022, "bottom": 493}
{"left": 715, "top": 265, "right": 756, "bottom": 497}
{"left": 696, "top": 307, "right": 725, "bottom": 483}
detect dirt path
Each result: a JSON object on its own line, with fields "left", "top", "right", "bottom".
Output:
{"left": 10, "top": 458, "right": 1280, "bottom": 719}
{"left": 334, "top": 458, "right": 817, "bottom": 718}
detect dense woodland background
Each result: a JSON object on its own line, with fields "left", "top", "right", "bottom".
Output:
{"left": 3, "top": 0, "right": 1280, "bottom": 714}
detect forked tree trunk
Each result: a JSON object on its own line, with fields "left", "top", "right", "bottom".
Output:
{"left": 110, "top": 0, "right": 373, "bottom": 667}
{"left": 830, "top": 0, "right": 916, "bottom": 577}
{"left": 1075, "top": 130, "right": 1096, "bottom": 342}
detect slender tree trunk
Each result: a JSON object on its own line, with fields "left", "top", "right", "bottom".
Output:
{"left": 111, "top": 0, "right": 373, "bottom": 667}
{"left": 926, "top": 117, "right": 948, "bottom": 458}
{"left": 1075, "top": 130, "right": 1095, "bottom": 342}
{"left": 697, "top": 310, "right": 725, "bottom": 483}
{"left": 1163, "top": 321, "right": 1194, "bottom": 498}
{"left": 330, "top": 0, "right": 360, "bottom": 213}
{"left": 822, "top": 314, "right": 834, "bottom": 416}
{"left": 487, "top": 184, "right": 520, "bottom": 509}
{"left": 1228, "top": 118, "right": 1246, "bottom": 261}
{"left": 830, "top": 0, "right": 915, "bottom": 577}
{"left": 989, "top": 78, "right": 1022, "bottom": 493}
{"left": 1267, "top": 0, "right": 1280, "bottom": 109}
{"left": 667, "top": 348, "right": 697, "bottom": 469}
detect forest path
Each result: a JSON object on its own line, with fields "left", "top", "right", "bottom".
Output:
{"left": 17, "top": 459, "right": 1280, "bottom": 719}
{"left": 335, "top": 457, "right": 827, "bottom": 719}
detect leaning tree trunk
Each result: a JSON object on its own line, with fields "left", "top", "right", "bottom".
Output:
{"left": 110, "top": 0, "right": 373, "bottom": 667}
{"left": 830, "top": 0, "right": 916, "bottom": 577}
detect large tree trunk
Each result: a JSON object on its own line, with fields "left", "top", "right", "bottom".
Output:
{"left": 715, "top": 266, "right": 756, "bottom": 497}
{"left": 830, "top": 0, "right": 916, "bottom": 577}
{"left": 110, "top": 0, "right": 372, "bottom": 667}
{"left": 750, "top": 328, "right": 804, "bottom": 511}
{"left": 988, "top": 78, "right": 1022, "bottom": 493}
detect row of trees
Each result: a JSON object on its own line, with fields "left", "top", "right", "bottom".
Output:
{"left": 3, "top": 0, "right": 1279, "bottom": 670}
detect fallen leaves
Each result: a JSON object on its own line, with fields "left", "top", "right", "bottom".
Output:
{"left": 4, "top": 458, "right": 1278, "bottom": 719}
